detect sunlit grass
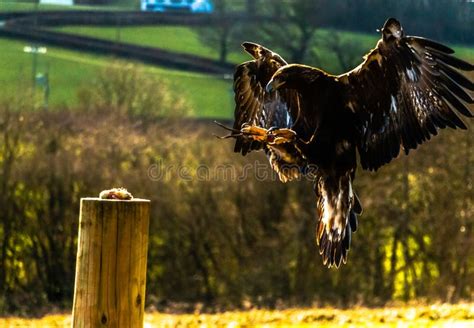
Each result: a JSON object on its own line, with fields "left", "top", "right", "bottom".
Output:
{"left": 1, "top": 304, "right": 472, "bottom": 327}
{"left": 0, "top": 38, "right": 233, "bottom": 118}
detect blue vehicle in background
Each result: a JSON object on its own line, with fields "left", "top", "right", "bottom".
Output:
{"left": 141, "top": 0, "right": 214, "bottom": 13}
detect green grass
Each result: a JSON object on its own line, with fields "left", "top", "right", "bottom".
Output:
{"left": 0, "top": 38, "right": 233, "bottom": 118}
{"left": 55, "top": 25, "right": 248, "bottom": 63}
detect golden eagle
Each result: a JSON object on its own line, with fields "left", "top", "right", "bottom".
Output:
{"left": 220, "top": 18, "right": 474, "bottom": 268}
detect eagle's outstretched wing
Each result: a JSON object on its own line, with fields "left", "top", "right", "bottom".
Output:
{"left": 233, "top": 42, "right": 301, "bottom": 155}
{"left": 339, "top": 18, "right": 474, "bottom": 171}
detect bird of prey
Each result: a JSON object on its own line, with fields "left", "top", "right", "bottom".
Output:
{"left": 220, "top": 18, "right": 473, "bottom": 268}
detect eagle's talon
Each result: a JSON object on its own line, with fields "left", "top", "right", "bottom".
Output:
{"left": 272, "top": 128, "right": 296, "bottom": 138}
{"left": 241, "top": 125, "right": 269, "bottom": 142}
{"left": 240, "top": 125, "right": 297, "bottom": 144}
{"left": 269, "top": 128, "right": 297, "bottom": 144}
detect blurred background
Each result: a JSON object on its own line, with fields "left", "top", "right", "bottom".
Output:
{"left": 0, "top": 0, "right": 473, "bottom": 317}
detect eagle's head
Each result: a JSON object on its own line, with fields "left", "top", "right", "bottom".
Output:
{"left": 266, "top": 64, "right": 327, "bottom": 92}
{"left": 380, "top": 17, "right": 403, "bottom": 42}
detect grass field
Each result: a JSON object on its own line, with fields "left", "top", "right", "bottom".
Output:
{"left": 1, "top": 304, "right": 472, "bottom": 327}
{"left": 54, "top": 25, "right": 249, "bottom": 64}
{"left": 0, "top": 38, "right": 233, "bottom": 118}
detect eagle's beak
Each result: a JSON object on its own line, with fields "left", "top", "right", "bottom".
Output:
{"left": 266, "top": 78, "right": 284, "bottom": 93}
{"left": 265, "top": 79, "right": 275, "bottom": 93}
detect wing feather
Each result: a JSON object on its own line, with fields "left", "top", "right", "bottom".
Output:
{"left": 232, "top": 43, "right": 300, "bottom": 155}
{"left": 340, "top": 18, "right": 473, "bottom": 171}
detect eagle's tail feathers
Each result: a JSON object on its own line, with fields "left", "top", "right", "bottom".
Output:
{"left": 316, "top": 173, "right": 360, "bottom": 268}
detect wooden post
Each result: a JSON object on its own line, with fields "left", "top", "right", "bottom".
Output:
{"left": 72, "top": 198, "right": 150, "bottom": 328}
